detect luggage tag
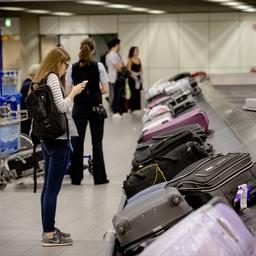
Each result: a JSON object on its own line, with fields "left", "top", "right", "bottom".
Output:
{"left": 234, "top": 184, "right": 254, "bottom": 211}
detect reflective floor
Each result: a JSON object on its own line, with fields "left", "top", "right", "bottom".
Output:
{"left": 0, "top": 81, "right": 254, "bottom": 256}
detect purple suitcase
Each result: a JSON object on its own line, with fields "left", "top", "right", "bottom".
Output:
{"left": 141, "top": 198, "right": 256, "bottom": 256}
{"left": 142, "top": 108, "right": 209, "bottom": 142}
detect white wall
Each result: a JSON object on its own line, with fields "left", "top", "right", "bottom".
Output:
{"left": 39, "top": 13, "right": 256, "bottom": 87}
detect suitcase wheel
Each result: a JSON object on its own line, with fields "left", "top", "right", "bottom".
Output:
{"left": 168, "top": 194, "right": 181, "bottom": 206}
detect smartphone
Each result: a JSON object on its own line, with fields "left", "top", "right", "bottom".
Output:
{"left": 82, "top": 80, "right": 88, "bottom": 86}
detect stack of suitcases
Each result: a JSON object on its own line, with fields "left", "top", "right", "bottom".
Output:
{"left": 110, "top": 72, "right": 256, "bottom": 256}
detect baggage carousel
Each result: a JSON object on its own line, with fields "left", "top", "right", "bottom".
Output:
{"left": 105, "top": 80, "right": 256, "bottom": 255}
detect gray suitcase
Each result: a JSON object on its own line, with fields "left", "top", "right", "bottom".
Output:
{"left": 141, "top": 198, "right": 256, "bottom": 256}
{"left": 112, "top": 186, "right": 192, "bottom": 248}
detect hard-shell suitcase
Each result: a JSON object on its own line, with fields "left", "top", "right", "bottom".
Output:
{"left": 168, "top": 153, "right": 256, "bottom": 204}
{"left": 142, "top": 105, "right": 171, "bottom": 124}
{"left": 145, "top": 89, "right": 194, "bottom": 117}
{"left": 145, "top": 79, "right": 173, "bottom": 101}
{"left": 164, "top": 77, "right": 193, "bottom": 96}
{"left": 166, "top": 89, "right": 195, "bottom": 116}
{"left": 112, "top": 186, "right": 193, "bottom": 248}
{"left": 146, "top": 95, "right": 172, "bottom": 109}
{"left": 142, "top": 112, "right": 172, "bottom": 133}
{"left": 142, "top": 108, "right": 209, "bottom": 142}
{"left": 141, "top": 198, "right": 256, "bottom": 256}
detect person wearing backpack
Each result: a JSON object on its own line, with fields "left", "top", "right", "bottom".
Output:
{"left": 66, "top": 37, "right": 109, "bottom": 186}
{"left": 32, "top": 47, "right": 86, "bottom": 247}
{"left": 20, "top": 63, "right": 40, "bottom": 135}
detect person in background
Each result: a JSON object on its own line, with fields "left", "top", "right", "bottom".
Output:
{"left": 20, "top": 64, "right": 40, "bottom": 135}
{"left": 106, "top": 39, "right": 124, "bottom": 118}
{"left": 127, "top": 46, "right": 143, "bottom": 115}
{"left": 66, "top": 37, "right": 109, "bottom": 185}
{"left": 33, "top": 47, "right": 86, "bottom": 247}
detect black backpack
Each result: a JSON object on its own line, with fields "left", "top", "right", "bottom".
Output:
{"left": 124, "top": 141, "right": 209, "bottom": 198}
{"left": 132, "top": 130, "right": 204, "bottom": 170}
{"left": 26, "top": 74, "right": 68, "bottom": 142}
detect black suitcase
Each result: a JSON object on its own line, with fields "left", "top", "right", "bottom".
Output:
{"left": 132, "top": 130, "right": 204, "bottom": 169}
{"left": 168, "top": 153, "right": 256, "bottom": 203}
{"left": 151, "top": 123, "right": 207, "bottom": 141}
{"left": 8, "top": 151, "right": 43, "bottom": 178}
{"left": 239, "top": 205, "right": 256, "bottom": 235}
{"left": 124, "top": 141, "right": 209, "bottom": 198}
{"left": 169, "top": 72, "right": 191, "bottom": 82}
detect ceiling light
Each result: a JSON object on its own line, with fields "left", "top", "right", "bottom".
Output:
{"left": 147, "top": 10, "right": 166, "bottom": 14}
{"left": 244, "top": 8, "right": 256, "bottom": 12}
{"left": 129, "top": 7, "right": 148, "bottom": 12}
{"left": 0, "top": 7, "right": 26, "bottom": 11}
{"left": 25, "top": 9, "right": 51, "bottom": 14}
{"left": 105, "top": 4, "right": 131, "bottom": 9}
{"left": 232, "top": 5, "right": 252, "bottom": 10}
{"left": 206, "top": 0, "right": 230, "bottom": 2}
{"left": 77, "top": 0, "right": 108, "bottom": 5}
{"left": 51, "top": 12, "right": 74, "bottom": 16}
{"left": 221, "top": 1, "right": 243, "bottom": 6}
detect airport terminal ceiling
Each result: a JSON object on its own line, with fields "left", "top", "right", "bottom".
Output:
{"left": 0, "top": 0, "right": 256, "bottom": 15}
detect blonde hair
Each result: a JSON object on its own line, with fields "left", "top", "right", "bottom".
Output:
{"left": 79, "top": 38, "right": 95, "bottom": 66}
{"left": 28, "top": 64, "right": 40, "bottom": 78}
{"left": 33, "top": 47, "right": 70, "bottom": 84}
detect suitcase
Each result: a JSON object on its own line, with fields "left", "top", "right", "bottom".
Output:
{"left": 164, "top": 77, "right": 193, "bottom": 96}
{"left": 143, "top": 105, "right": 171, "bottom": 124}
{"left": 168, "top": 153, "right": 256, "bottom": 204}
{"left": 169, "top": 72, "right": 191, "bottom": 82}
{"left": 132, "top": 130, "right": 204, "bottom": 169}
{"left": 142, "top": 112, "right": 172, "bottom": 133}
{"left": 141, "top": 198, "right": 256, "bottom": 256}
{"left": 166, "top": 89, "right": 195, "bottom": 116}
{"left": 239, "top": 205, "right": 256, "bottom": 235}
{"left": 112, "top": 186, "right": 193, "bottom": 248}
{"left": 138, "top": 123, "right": 207, "bottom": 144}
{"left": 123, "top": 141, "right": 209, "bottom": 198}
{"left": 145, "top": 89, "right": 195, "bottom": 117}
{"left": 146, "top": 95, "right": 172, "bottom": 109}
{"left": 142, "top": 108, "right": 209, "bottom": 142}
{"left": 146, "top": 79, "right": 173, "bottom": 101}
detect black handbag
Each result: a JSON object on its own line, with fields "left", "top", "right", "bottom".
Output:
{"left": 92, "top": 104, "right": 108, "bottom": 120}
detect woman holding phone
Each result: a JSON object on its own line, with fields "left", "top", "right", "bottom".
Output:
{"left": 66, "top": 38, "right": 109, "bottom": 186}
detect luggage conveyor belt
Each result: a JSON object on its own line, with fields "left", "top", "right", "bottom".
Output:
{"left": 105, "top": 81, "right": 254, "bottom": 255}
{"left": 212, "top": 84, "right": 256, "bottom": 122}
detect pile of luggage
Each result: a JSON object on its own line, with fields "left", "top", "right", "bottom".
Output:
{"left": 111, "top": 72, "right": 256, "bottom": 256}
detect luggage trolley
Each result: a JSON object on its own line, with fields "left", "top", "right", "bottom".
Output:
{"left": 0, "top": 71, "right": 44, "bottom": 190}
{"left": 0, "top": 105, "right": 29, "bottom": 189}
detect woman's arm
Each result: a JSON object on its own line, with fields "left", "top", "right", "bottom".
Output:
{"left": 98, "top": 62, "right": 109, "bottom": 94}
{"left": 48, "top": 73, "right": 85, "bottom": 113}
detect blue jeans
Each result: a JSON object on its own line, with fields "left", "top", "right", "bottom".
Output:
{"left": 41, "top": 140, "right": 70, "bottom": 232}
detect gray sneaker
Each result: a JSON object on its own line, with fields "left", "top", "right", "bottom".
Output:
{"left": 41, "top": 232, "right": 73, "bottom": 247}
{"left": 55, "top": 227, "right": 71, "bottom": 238}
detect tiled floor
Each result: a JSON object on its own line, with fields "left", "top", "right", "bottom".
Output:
{"left": 0, "top": 114, "right": 143, "bottom": 256}
{"left": 0, "top": 82, "right": 255, "bottom": 256}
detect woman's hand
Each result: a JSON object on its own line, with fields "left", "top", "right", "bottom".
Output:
{"left": 131, "top": 74, "right": 137, "bottom": 80}
{"left": 68, "top": 81, "right": 87, "bottom": 101}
